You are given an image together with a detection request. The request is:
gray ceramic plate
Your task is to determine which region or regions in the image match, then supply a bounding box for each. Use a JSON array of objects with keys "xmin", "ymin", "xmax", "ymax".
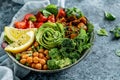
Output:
[{"xmin": 4, "ymin": 1, "xmax": 94, "ymax": 73}]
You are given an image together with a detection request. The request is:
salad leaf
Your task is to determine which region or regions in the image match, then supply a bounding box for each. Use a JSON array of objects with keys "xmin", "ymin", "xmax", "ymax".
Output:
[
  {"xmin": 29, "ymin": 16, "xmax": 37, "ymax": 22},
  {"xmin": 42, "ymin": 10, "xmax": 52, "ymax": 18},
  {"xmin": 45, "ymin": 4, "xmax": 58, "ymax": 16},
  {"xmin": 110, "ymin": 26, "xmax": 120, "ymax": 38},
  {"xmin": 115, "ymin": 50, "xmax": 120, "ymax": 57},
  {"xmin": 66, "ymin": 7, "xmax": 84, "ymax": 18},
  {"xmin": 97, "ymin": 28, "xmax": 108, "ymax": 36},
  {"xmin": 105, "ymin": 12, "xmax": 116, "ymax": 21},
  {"xmin": 15, "ymin": 54, "xmax": 21, "ymax": 61}
]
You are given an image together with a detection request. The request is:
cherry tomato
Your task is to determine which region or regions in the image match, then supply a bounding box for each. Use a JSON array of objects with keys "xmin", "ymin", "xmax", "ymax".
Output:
[
  {"xmin": 57, "ymin": 8, "xmax": 66, "ymax": 18},
  {"xmin": 36, "ymin": 12, "xmax": 47, "ymax": 22},
  {"xmin": 14, "ymin": 21, "xmax": 27, "ymax": 29},
  {"xmin": 34, "ymin": 22, "xmax": 43, "ymax": 28},
  {"xmin": 48, "ymin": 15, "xmax": 55, "ymax": 22},
  {"xmin": 27, "ymin": 21, "xmax": 35, "ymax": 28},
  {"xmin": 24, "ymin": 13, "xmax": 35, "ymax": 21}
]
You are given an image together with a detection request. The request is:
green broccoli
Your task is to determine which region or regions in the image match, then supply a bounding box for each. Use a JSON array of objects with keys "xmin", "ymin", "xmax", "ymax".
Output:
[
  {"xmin": 47, "ymin": 58, "xmax": 72, "ymax": 70},
  {"xmin": 48, "ymin": 48, "xmax": 61, "ymax": 60},
  {"xmin": 61, "ymin": 38, "xmax": 76, "ymax": 50}
]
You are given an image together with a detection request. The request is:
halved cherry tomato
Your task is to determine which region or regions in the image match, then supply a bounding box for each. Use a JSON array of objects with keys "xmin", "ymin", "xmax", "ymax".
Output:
[
  {"xmin": 34, "ymin": 22, "xmax": 43, "ymax": 28},
  {"xmin": 14, "ymin": 21, "xmax": 27, "ymax": 29},
  {"xmin": 27, "ymin": 21, "xmax": 35, "ymax": 28},
  {"xmin": 24, "ymin": 13, "xmax": 35, "ymax": 21},
  {"xmin": 48, "ymin": 15, "xmax": 55, "ymax": 22},
  {"xmin": 36, "ymin": 12, "xmax": 47, "ymax": 22},
  {"xmin": 57, "ymin": 8, "xmax": 66, "ymax": 18}
]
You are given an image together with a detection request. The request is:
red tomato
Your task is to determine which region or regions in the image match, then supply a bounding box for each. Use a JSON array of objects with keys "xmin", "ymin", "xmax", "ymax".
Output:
[
  {"xmin": 14, "ymin": 21, "xmax": 27, "ymax": 29},
  {"xmin": 24, "ymin": 13, "xmax": 35, "ymax": 21},
  {"xmin": 27, "ymin": 21, "xmax": 35, "ymax": 28},
  {"xmin": 34, "ymin": 22, "xmax": 43, "ymax": 28},
  {"xmin": 36, "ymin": 12, "xmax": 47, "ymax": 22},
  {"xmin": 57, "ymin": 8, "xmax": 66, "ymax": 18},
  {"xmin": 48, "ymin": 15, "xmax": 55, "ymax": 22}
]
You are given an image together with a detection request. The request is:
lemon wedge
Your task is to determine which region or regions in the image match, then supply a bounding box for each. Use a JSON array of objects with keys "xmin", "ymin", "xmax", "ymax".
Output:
[
  {"xmin": 4, "ymin": 27, "xmax": 37, "ymax": 41},
  {"xmin": 5, "ymin": 31, "xmax": 35, "ymax": 54}
]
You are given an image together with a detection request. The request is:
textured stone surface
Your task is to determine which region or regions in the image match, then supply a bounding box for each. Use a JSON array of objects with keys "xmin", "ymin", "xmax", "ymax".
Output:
[{"xmin": 1, "ymin": 0, "xmax": 120, "ymax": 80}]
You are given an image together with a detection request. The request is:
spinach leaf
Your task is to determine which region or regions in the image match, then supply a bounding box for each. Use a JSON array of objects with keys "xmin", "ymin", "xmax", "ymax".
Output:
[
  {"xmin": 97, "ymin": 28, "xmax": 108, "ymax": 36},
  {"xmin": 66, "ymin": 7, "xmax": 84, "ymax": 18},
  {"xmin": 115, "ymin": 50, "xmax": 120, "ymax": 57},
  {"xmin": 110, "ymin": 26, "xmax": 120, "ymax": 38},
  {"xmin": 42, "ymin": 10, "xmax": 52, "ymax": 18},
  {"xmin": 105, "ymin": 12, "xmax": 116, "ymax": 21}
]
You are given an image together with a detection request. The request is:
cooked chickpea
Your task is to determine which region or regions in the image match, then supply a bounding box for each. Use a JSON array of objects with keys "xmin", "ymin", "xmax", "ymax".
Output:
[
  {"xmin": 43, "ymin": 50, "xmax": 49, "ymax": 55},
  {"xmin": 38, "ymin": 48, "xmax": 44, "ymax": 53},
  {"xmin": 31, "ymin": 63, "xmax": 35, "ymax": 68},
  {"xmin": 38, "ymin": 53, "xmax": 44, "ymax": 58},
  {"xmin": 43, "ymin": 64, "xmax": 48, "ymax": 70},
  {"xmin": 26, "ymin": 57, "xmax": 33, "ymax": 64},
  {"xmin": 39, "ymin": 59, "xmax": 46, "ymax": 65},
  {"xmin": 20, "ymin": 59, "xmax": 26, "ymax": 64},
  {"xmin": 21, "ymin": 54, "xmax": 29, "ymax": 59},
  {"xmin": 35, "ymin": 63, "xmax": 42, "ymax": 69},
  {"xmin": 42, "ymin": 57, "xmax": 47, "ymax": 61},
  {"xmin": 33, "ymin": 52, "xmax": 39, "ymax": 57},
  {"xmin": 34, "ymin": 41, "xmax": 39, "ymax": 47},
  {"xmin": 27, "ymin": 47, "xmax": 32, "ymax": 51},
  {"xmin": 33, "ymin": 57, "xmax": 39, "ymax": 63}
]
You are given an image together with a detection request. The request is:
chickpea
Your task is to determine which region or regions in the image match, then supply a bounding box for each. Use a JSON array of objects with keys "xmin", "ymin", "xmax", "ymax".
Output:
[
  {"xmin": 39, "ymin": 59, "xmax": 46, "ymax": 65},
  {"xmin": 38, "ymin": 48, "xmax": 44, "ymax": 53},
  {"xmin": 42, "ymin": 57, "xmax": 47, "ymax": 61},
  {"xmin": 31, "ymin": 63, "xmax": 35, "ymax": 68},
  {"xmin": 21, "ymin": 54, "xmax": 29, "ymax": 59},
  {"xmin": 20, "ymin": 59, "xmax": 26, "ymax": 64},
  {"xmin": 34, "ymin": 41, "xmax": 39, "ymax": 47},
  {"xmin": 43, "ymin": 64, "xmax": 48, "ymax": 70},
  {"xmin": 35, "ymin": 63, "xmax": 42, "ymax": 69},
  {"xmin": 38, "ymin": 53, "xmax": 44, "ymax": 58},
  {"xmin": 26, "ymin": 57, "xmax": 33, "ymax": 64},
  {"xmin": 33, "ymin": 52, "xmax": 39, "ymax": 57},
  {"xmin": 43, "ymin": 50, "xmax": 49, "ymax": 55},
  {"xmin": 33, "ymin": 57, "xmax": 39, "ymax": 63}
]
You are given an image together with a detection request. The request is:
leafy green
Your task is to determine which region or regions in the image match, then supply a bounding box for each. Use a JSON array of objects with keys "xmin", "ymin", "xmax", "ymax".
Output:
[
  {"xmin": 29, "ymin": 16, "xmax": 37, "ymax": 22},
  {"xmin": 42, "ymin": 10, "xmax": 52, "ymax": 17},
  {"xmin": 4, "ymin": 35, "xmax": 13, "ymax": 44},
  {"xmin": 74, "ymin": 29, "xmax": 91, "ymax": 53},
  {"xmin": 97, "ymin": 28, "xmax": 108, "ymax": 36},
  {"xmin": 110, "ymin": 26, "xmax": 120, "ymax": 38},
  {"xmin": 105, "ymin": 12, "xmax": 116, "ymax": 21},
  {"xmin": 115, "ymin": 50, "xmax": 120, "ymax": 57},
  {"xmin": 15, "ymin": 54, "xmax": 21, "ymax": 61},
  {"xmin": 45, "ymin": 4, "xmax": 58, "ymax": 16},
  {"xmin": 86, "ymin": 22, "xmax": 94, "ymax": 34},
  {"xmin": 47, "ymin": 58, "xmax": 72, "ymax": 70},
  {"xmin": 66, "ymin": 7, "xmax": 84, "ymax": 18}
]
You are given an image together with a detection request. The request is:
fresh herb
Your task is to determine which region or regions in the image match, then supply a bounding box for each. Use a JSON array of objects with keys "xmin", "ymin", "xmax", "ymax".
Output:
[
  {"xmin": 66, "ymin": 7, "xmax": 84, "ymax": 18},
  {"xmin": 115, "ymin": 50, "xmax": 120, "ymax": 57},
  {"xmin": 105, "ymin": 12, "xmax": 116, "ymax": 21},
  {"xmin": 97, "ymin": 28, "xmax": 108, "ymax": 36},
  {"xmin": 29, "ymin": 16, "xmax": 37, "ymax": 22},
  {"xmin": 45, "ymin": 4, "xmax": 58, "ymax": 16},
  {"xmin": 15, "ymin": 54, "xmax": 21, "ymax": 61},
  {"xmin": 110, "ymin": 26, "xmax": 120, "ymax": 38},
  {"xmin": 42, "ymin": 10, "xmax": 52, "ymax": 18}
]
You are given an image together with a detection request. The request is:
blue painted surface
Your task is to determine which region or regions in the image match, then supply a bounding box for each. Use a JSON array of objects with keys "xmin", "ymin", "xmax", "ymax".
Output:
[{"xmin": 1, "ymin": 0, "xmax": 120, "ymax": 80}]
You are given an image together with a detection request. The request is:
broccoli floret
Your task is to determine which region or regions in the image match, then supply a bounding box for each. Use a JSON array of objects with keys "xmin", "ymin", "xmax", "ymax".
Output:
[
  {"xmin": 61, "ymin": 38, "xmax": 76, "ymax": 50},
  {"xmin": 49, "ymin": 48, "xmax": 61, "ymax": 60},
  {"xmin": 69, "ymin": 51, "xmax": 80, "ymax": 59},
  {"xmin": 47, "ymin": 58, "xmax": 72, "ymax": 70}
]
